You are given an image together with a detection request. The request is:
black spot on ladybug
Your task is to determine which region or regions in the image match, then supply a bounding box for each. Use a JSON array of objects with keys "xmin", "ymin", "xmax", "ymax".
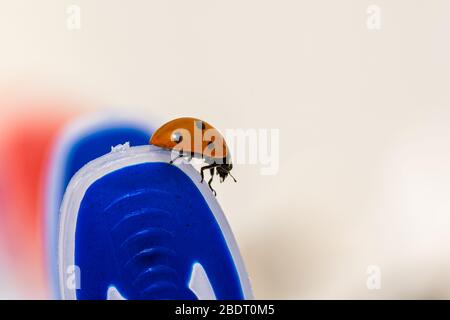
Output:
[{"xmin": 195, "ymin": 120, "xmax": 206, "ymax": 130}]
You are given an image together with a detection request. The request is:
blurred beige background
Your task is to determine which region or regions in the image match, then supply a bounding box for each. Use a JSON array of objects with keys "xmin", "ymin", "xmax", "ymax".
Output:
[{"xmin": 2, "ymin": 0, "xmax": 450, "ymax": 299}]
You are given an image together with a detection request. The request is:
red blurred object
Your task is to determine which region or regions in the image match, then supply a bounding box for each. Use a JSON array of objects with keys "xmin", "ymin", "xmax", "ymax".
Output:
[{"xmin": 0, "ymin": 103, "xmax": 74, "ymax": 298}]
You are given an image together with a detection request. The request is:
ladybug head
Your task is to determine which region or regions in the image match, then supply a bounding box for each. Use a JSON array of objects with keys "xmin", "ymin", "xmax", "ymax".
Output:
[{"xmin": 217, "ymin": 163, "xmax": 236, "ymax": 183}]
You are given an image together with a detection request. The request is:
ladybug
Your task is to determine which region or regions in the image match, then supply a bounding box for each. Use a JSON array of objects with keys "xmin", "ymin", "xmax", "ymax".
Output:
[{"xmin": 150, "ymin": 117, "xmax": 236, "ymax": 196}]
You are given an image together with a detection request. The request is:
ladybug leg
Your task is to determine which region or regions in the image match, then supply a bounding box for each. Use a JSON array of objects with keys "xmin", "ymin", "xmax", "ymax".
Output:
[
  {"xmin": 208, "ymin": 168, "xmax": 217, "ymax": 196},
  {"xmin": 169, "ymin": 151, "xmax": 184, "ymax": 164},
  {"xmin": 200, "ymin": 166, "xmax": 207, "ymax": 183},
  {"xmin": 200, "ymin": 163, "xmax": 218, "ymax": 183},
  {"xmin": 185, "ymin": 153, "xmax": 193, "ymax": 163}
]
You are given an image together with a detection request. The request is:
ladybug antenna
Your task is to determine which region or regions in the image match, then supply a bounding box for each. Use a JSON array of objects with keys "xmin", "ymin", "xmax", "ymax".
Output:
[{"xmin": 227, "ymin": 171, "xmax": 237, "ymax": 183}]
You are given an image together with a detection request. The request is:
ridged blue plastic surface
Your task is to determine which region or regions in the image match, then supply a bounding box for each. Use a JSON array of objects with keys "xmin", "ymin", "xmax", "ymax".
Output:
[
  {"xmin": 62, "ymin": 127, "xmax": 150, "ymax": 189},
  {"xmin": 49, "ymin": 125, "xmax": 150, "ymax": 297},
  {"xmin": 75, "ymin": 162, "xmax": 244, "ymax": 299}
]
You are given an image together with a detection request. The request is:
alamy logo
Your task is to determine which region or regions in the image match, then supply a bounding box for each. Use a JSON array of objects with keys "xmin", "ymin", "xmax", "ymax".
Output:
[
  {"xmin": 169, "ymin": 125, "xmax": 280, "ymax": 175},
  {"xmin": 66, "ymin": 5, "xmax": 81, "ymax": 31},
  {"xmin": 366, "ymin": 5, "xmax": 382, "ymax": 31},
  {"xmin": 66, "ymin": 265, "xmax": 81, "ymax": 290},
  {"xmin": 366, "ymin": 265, "xmax": 381, "ymax": 290}
]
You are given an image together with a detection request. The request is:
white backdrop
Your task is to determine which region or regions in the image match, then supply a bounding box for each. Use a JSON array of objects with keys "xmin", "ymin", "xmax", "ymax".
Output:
[{"xmin": 1, "ymin": 0, "xmax": 450, "ymax": 299}]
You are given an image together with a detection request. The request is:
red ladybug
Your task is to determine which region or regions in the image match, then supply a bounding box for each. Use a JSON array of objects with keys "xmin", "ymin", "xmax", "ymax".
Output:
[{"xmin": 150, "ymin": 117, "xmax": 236, "ymax": 195}]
